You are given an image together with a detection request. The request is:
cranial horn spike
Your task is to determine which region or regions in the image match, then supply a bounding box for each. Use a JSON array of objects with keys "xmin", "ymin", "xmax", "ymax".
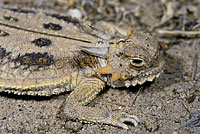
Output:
[
  {"xmin": 138, "ymin": 78, "xmax": 147, "ymax": 85},
  {"xmin": 127, "ymin": 29, "xmax": 132, "ymax": 36},
  {"xmin": 125, "ymin": 80, "xmax": 131, "ymax": 87},
  {"xmin": 147, "ymin": 75, "xmax": 155, "ymax": 82},
  {"xmin": 96, "ymin": 64, "xmax": 112, "ymax": 74},
  {"xmin": 131, "ymin": 80, "xmax": 138, "ymax": 86},
  {"xmin": 78, "ymin": 46, "xmax": 108, "ymax": 58},
  {"xmin": 156, "ymin": 73, "xmax": 161, "ymax": 78},
  {"xmin": 111, "ymin": 72, "xmax": 120, "ymax": 82}
]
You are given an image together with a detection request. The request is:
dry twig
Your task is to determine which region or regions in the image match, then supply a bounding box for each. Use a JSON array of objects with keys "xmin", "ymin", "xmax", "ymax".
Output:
[
  {"xmin": 156, "ymin": 29, "xmax": 200, "ymax": 37},
  {"xmin": 131, "ymin": 87, "xmax": 143, "ymax": 106}
]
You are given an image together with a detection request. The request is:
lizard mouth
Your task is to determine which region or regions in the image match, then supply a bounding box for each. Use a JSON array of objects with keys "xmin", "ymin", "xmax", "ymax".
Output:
[
  {"xmin": 125, "ymin": 60, "xmax": 165, "ymax": 87},
  {"xmin": 111, "ymin": 59, "xmax": 165, "ymax": 88},
  {"xmin": 126, "ymin": 71, "xmax": 161, "ymax": 87}
]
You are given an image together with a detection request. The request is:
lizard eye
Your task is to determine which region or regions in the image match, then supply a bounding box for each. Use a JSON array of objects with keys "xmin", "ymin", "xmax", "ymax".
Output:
[{"xmin": 130, "ymin": 58, "xmax": 145, "ymax": 68}]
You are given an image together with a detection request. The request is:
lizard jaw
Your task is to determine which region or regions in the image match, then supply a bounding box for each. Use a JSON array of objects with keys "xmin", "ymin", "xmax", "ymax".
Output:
[
  {"xmin": 130, "ymin": 72, "xmax": 161, "ymax": 87},
  {"xmin": 120, "ymin": 72, "xmax": 161, "ymax": 88},
  {"xmin": 109, "ymin": 59, "xmax": 164, "ymax": 88}
]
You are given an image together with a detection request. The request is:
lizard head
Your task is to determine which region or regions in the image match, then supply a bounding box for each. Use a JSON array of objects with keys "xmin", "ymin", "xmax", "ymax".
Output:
[{"xmin": 80, "ymin": 31, "xmax": 165, "ymax": 88}]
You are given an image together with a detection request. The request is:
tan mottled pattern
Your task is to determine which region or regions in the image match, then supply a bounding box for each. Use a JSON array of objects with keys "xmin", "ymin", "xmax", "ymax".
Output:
[{"xmin": 0, "ymin": 7, "xmax": 164, "ymax": 129}]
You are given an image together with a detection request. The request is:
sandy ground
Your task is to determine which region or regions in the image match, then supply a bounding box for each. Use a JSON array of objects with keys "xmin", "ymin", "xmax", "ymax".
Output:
[
  {"xmin": 0, "ymin": 0, "xmax": 200, "ymax": 133},
  {"xmin": 0, "ymin": 42, "xmax": 199, "ymax": 134}
]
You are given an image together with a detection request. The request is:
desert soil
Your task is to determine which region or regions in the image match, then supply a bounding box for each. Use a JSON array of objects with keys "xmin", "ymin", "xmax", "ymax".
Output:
[{"xmin": 0, "ymin": 0, "xmax": 200, "ymax": 133}]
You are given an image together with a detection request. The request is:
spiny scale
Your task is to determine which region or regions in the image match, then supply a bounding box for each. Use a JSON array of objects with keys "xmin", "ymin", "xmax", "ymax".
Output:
[
  {"xmin": 0, "ymin": 7, "xmax": 164, "ymax": 129},
  {"xmin": 0, "ymin": 7, "xmax": 99, "ymax": 95}
]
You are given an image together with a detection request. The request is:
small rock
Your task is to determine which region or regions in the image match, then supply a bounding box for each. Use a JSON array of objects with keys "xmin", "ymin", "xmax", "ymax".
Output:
[{"xmin": 66, "ymin": 8, "xmax": 82, "ymax": 20}]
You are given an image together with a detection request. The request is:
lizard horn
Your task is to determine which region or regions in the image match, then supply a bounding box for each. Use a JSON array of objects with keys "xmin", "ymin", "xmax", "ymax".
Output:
[{"xmin": 78, "ymin": 46, "xmax": 108, "ymax": 58}]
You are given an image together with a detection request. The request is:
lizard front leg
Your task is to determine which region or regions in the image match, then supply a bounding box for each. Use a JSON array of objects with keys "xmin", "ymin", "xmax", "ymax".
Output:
[{"xmin": 63, "ymin": 77, "xmax": 139, "ymax": 129}]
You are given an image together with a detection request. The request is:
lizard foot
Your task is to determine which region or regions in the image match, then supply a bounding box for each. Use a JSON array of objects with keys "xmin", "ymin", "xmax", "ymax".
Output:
[{"xmin": 102, "ymin": 111, "xmax": 140, "ymax": 129}]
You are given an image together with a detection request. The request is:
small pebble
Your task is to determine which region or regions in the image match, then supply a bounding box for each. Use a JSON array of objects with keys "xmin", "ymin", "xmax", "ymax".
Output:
[{"xmin": 66, "ymin": 8, "xmax": 82, "ymax": 20}]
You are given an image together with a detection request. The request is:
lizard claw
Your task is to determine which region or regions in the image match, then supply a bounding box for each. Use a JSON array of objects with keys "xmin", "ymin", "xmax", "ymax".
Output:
[
  {"xmin": 119, "ymin": 112, "xmax": 140, "ymax": 129},
  {"xmin": 104, "ymin": 111, "xmax": 140, "ymax": 129},
  {"xmin": 120, "ymin": 117, "xmax": 139, "ymax": 127}
]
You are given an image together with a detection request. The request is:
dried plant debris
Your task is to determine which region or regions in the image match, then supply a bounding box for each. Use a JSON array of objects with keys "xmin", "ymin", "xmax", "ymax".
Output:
[
  {"xmin": 156, "ymin": 29, "xmax": 200, "ymax": 38},
  {"xmin": 1, "ymin": 0, "xmax": 200, "ymax": 33},
  {"xmin": 175, "ymin": 113, "xmax": 200, "ymax": 131}
]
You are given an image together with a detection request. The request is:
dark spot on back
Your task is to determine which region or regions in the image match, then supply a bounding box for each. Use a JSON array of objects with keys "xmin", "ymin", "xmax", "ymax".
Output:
[
  {"xmin": 0, "ymin": 30, "xmax": 9, "ymax": 37},
  {"xmin": 32, "ymin": 38, "xmax": 52, "ymax": 47},
  {"xmin": 4, "ymin": 8, "xmax": 79, "ymax": 26},
  {"xmin": 5, "ymin": 8, "xmax": 35, "ymax": 14},
  {"xmin": 43, "ymin": 23, "xmax": 62, "ymax": 31},
  {"xmin": 15, "ymin": 52, "xmax": 54, "ymax": 67},
  {"xmin": 71, "ymin": 51, "xmax": 98, "ymax": 69},
  {"xmin": 49, "ymin": 14, "xmax": 80, "ymax": 25},
  {"xmin": 3, "ymin": 16, "xmax": 18, "ymax": 22},
  {"xmin": 0, "ymin": 47, "xmax": 11, "ymax": 59}
]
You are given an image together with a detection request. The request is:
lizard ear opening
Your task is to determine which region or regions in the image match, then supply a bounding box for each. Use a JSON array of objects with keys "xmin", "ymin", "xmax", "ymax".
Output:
[{"xmin": 78, "ymin": 46, "xmax": 108, "ymax": 58}]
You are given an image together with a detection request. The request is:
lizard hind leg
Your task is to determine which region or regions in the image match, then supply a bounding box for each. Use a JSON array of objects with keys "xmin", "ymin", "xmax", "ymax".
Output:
[{"xmin": 62, "ymin": 77, "xmax": 140, "ymax": 129}]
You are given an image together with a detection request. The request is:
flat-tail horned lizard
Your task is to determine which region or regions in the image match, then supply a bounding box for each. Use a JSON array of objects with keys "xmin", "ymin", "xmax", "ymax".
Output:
[{"xmin": 0, "ymin": 7, "xmax": 164, "ymax": 129}]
